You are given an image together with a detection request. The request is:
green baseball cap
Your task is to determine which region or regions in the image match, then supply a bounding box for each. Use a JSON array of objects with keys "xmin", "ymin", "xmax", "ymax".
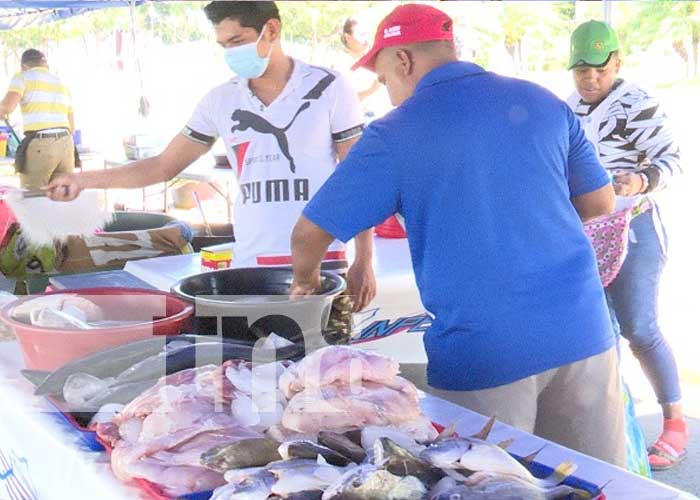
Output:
[{"xmin": 568, "ymin": 20, "xmax": 619, "ymax": 70}]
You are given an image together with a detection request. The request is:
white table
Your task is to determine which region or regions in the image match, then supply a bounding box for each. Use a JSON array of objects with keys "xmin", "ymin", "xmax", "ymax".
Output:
[
  {"xmin": 104, "ymin": 156, "xmax": 236, "ymax": 221},
  {"xmin": 0, "ymin": 340, "xmax": 694, "ymax": 500}
]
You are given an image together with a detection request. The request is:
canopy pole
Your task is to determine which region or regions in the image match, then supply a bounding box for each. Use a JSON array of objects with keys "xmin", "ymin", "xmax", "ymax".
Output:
[
  {"xmin": 129, "ymin": 0, "xmax": 149, "ymax": 117},
  {"xmin": 603, "ymin": 0, "xmax": 612, "ymax": 24}
]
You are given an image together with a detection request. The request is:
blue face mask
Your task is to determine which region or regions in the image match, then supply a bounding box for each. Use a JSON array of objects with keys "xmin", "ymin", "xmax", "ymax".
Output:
[{"xmin": 224, "ymin": 25, "xmax": 272, "ymax": 79}]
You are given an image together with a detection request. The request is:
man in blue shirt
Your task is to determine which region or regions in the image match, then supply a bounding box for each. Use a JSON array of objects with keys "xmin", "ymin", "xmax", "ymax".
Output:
[{"xmin": 290, "ymin": 4, "xmax": 624, "ymax": 466}]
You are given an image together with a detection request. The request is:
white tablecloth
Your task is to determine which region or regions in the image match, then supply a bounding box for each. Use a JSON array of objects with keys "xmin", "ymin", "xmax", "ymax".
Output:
[{"xmin": 0, "ymin": 340, "xmax": 694, "ymax": 500}]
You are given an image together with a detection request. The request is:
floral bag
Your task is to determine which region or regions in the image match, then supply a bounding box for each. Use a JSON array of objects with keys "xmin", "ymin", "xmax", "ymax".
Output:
[
  {"xmin": 583, "ymin": 201, "xmax": 651, "ymax": 288},
  {"xmin": 583, "ymin": 208, "xmax": 632, "ymax": 288}
]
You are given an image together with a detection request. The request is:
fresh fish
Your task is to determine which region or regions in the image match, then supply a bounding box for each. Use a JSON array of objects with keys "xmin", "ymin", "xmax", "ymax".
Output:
[
  {"xmin": 266, "ymin": 424, "xmax": 319, "ymax": 445},
  {"xmin": 266, "ymin": 458, "xmax": 327, "ymax": 472},
  {"xmin": 460, "ymin": 440, "xmax": 576, "ymax": 489},
  {"xmin": 35, "ymin": 334, "xmax": 302, "ymax": 397},
  {"xmin": 420, "ymin": 436, "xmax": 577, "ymax": 490},
  {"xmin": 224, "ymin": 466, "xmax": 267, "ymax": 483},
  {"xmin": 270, "ymin": 457, "xmax": 351, "ymax": 497},
  {"xmin": 34, "ymin": 336, "xmax": 174, "ymax": 396},
  {"xmin": 322, "ymin": 464, "xmax": 426, "ymax": 500},
  {"xmin": 279, "ymin": 440, "xmax": 354, "ymax": 466},
  {"xmin": 428, "ymin": 474, "xmax": 591, "ymax": 500},
  {"xmin": 211, "ymin": 469, "xmax": 276, "ymax": 500},
  {"xmin": 361, "ymin": 426, "xmax": 425, "ymax": 455},
  {"xmin": 271, "ymin": 491, "xmax": 323, "ymax": 500},
  {"xmin": 20, "ymin": 369, "xmax": 50, "ymax": 387},
  {"xmin": 419, "ymin": 438, "xmax": 471, "ymax": 469},
  {"xmin": 113, "ymin": 342, "xmax": 242, "ymax": 384},
  {"xmin": 201, "ymin": 438, "xmax": 282, "ymax": 472},
  {"xmin": 80, "ymin": 379, "xmax": 156, "ymax": 410},
  {"xmin": 88, "ymin": 403, "xmax": 125, "ymax": 426},
  {"xmin": 374, "ymin": 437, "xmax": 444, "ymax": 487},
  {"xmin": 62, "ymin": 373, "xmax": 111, "ymax": 407},
  {"xmin": 116, "ymin": 341, "xmax": 304, "ymax": 385},
  {"xmin": 318, "ymin": 431, "xmax": 367, "ymax": 464},
  {"xmin": 420, "ymin": 418, "xmax": 575, "ymax": 490},
  {"xmin": 342, "ymin": 429, "xmax": 363, "ymax": 447}
]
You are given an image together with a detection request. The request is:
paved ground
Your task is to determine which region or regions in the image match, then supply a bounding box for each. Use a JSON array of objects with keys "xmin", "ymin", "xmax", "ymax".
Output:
[
  {"xmin": 631, "ymin": 83, "xmax": 700, "ymax": 497},
  {"xmin": 638, "ymin": 414, "xmax": 700, "ymax": 495}
]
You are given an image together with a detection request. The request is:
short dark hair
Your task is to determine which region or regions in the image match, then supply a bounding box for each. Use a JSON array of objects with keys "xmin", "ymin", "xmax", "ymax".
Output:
[
  {"xmin": 21, "ymin": 49, "xmax": 46, "ymax": 67},
  {"xmin": 341, "ymin": 18, "xmax": 357, "ymax": 47},
  {"xmin": 204, "ymin": 1, "xmax": 280, "ymax": 32}
]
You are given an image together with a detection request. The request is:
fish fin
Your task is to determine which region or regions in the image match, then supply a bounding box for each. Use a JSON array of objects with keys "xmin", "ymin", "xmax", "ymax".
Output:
[
  {"xmin": 536, "ymin": 460, "xmax": 578, "ymax": 488},
  {"xmin": 434, "ymin": 421, "xmax": 458, "ymax": 442},
  {"xmin": 497, "ymin": 438, "xmax": 515, "ymax": 450},
  {"xmin": 521, "ymin": 444, "xmax": 547, "ymax": 465},
  {"xmin": 471, "ymin": 416, "xmax": 496, "ymax": 440},
  {"xmin": 598, "ymin": 479, "xmax": 613, "ymax": 492}
]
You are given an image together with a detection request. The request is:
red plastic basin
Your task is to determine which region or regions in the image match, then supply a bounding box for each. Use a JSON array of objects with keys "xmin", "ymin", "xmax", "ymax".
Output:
[{"xmin": 0, "ymin": 287, "xmax": 193, "ymax": 371}]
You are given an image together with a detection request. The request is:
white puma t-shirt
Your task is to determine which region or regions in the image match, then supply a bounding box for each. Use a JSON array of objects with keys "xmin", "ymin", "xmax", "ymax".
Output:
[{"xmin": 184, "ymin": 59, "xmax": 364, "ymax": 270}]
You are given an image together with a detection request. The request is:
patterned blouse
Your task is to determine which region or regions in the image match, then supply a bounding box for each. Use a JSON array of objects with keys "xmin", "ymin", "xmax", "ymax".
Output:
[{"xmin": 569, "ymin": 79, "xmax": 682, "ymax": 192}]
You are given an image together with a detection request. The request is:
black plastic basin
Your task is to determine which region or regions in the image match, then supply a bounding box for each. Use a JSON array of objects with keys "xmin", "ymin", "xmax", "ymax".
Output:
[{"xmin": 171, "ymin": 267, "xmax": 345, "ymax": 347}]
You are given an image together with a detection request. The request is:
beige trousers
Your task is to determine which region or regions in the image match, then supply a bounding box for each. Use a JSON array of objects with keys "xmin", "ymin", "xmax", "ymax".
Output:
[
  {"xmin": 401, "ymin": 347, "xmax": 626, "ymax": 468},
  {"xmin": 19, "ymin": 134, "xmax": 75, "ymax": 190}
]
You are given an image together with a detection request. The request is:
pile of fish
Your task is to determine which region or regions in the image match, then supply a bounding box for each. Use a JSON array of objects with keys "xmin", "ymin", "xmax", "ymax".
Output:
[
  {"xmin": 92, "ymin": 346, "xmax": 451, "ymax": 497},
  {"xmin": 205, "ymin": 416, "xmax": 594, "ymax": 500},
  {"xmin": 24, "ymin": 343, "xmax": 598, "ymax": 499},
  {"xmin": 23, "ymin": 333, "xmax": 304, "ymax": 423},
  {"xmin": 273, "ymin": 345, "xmax": 439, "ymax": 442}
]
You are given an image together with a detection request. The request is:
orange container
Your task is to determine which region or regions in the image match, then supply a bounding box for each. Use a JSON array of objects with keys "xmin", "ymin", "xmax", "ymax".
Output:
[
  {"xmin": 0, "ymin": 288, "xmax": 193, "ymax": 371},
  {"xmin": 0, "ymin": 133, "xmax": 7, "ymax": 157}
]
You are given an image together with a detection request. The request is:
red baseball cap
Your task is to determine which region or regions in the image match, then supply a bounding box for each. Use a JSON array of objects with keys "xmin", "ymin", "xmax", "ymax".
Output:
[{"xmin": 352, "ymin": 4, "xmax": 454, "ymax": 72}]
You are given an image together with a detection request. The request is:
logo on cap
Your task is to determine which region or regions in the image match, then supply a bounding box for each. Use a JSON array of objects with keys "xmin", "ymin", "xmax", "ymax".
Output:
[
  {"xmin": 593, "ymin": 41, "xmax": 603, "ymax": 50},
  {"xmin": 383, "ymin": 25, "xmax": 402, "ymax": 39}
]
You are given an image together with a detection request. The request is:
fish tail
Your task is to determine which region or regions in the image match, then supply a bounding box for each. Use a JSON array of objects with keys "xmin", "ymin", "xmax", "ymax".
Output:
[{"xmin": 535, "ymin": 460, "xmax": 577, "ymax": 488}]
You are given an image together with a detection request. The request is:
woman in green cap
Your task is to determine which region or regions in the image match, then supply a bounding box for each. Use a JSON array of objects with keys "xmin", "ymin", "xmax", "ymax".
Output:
[{"xmin": 567, "ymin": 20, "xmax": 687, "ymax": 471}]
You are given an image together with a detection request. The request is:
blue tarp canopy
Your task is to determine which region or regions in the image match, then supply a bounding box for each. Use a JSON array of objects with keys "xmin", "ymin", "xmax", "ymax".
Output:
[{"xmin": 0, "ymin": 1, "xmax": 145, "ymax": 30}]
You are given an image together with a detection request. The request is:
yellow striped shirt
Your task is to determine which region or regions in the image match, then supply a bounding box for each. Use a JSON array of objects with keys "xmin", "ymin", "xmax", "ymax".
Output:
[{"xmin": 8, "ymin": 67, "xmax": 72, "ymax": 132}]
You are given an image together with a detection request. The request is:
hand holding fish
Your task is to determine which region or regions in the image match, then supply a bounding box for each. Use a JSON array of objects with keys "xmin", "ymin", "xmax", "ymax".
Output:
[{"xmin": 290, "ymin": 275, "xmax": 321, "ymax": 298}]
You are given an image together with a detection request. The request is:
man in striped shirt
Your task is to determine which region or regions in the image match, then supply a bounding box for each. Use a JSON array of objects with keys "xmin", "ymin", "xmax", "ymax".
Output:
[{"xmin": 0, "ymin": 49, "xmax": 75, "ymax": 189}]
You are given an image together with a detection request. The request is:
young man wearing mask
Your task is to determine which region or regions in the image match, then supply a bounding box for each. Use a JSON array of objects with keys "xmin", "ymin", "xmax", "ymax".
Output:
[{"xmin": 47, "ymin": 1, "xmax": 377, "ymax": 339}]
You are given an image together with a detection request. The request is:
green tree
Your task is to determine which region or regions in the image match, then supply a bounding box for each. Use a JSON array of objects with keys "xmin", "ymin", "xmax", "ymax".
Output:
[
  {"xmin": 278, "ymin": 1, "xmax": 380, "ymax": 50},
  {"xmin": 143, "ymin": 2, "xmax": 207, "ymax": 44},
  {"xmin": 617, "ymin": 0, "xmax": 700, "ymax": 77}
]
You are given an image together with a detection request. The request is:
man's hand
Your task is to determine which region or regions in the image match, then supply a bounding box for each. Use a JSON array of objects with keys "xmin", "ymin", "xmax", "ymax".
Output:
[
  {"xmin": 346, "ymin": 260, "xmax": 377, "ymax": 312},
  {"xmin": 45, "ymin": 173, "xmax": 82, "ymax": 201},
  {"xmin": 290, "ymin": 275, "xmax": 321, "ymax": 298},
  {"xmin": 613, "ymin": 173, "xmax": 645, "ymax": 197}
]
